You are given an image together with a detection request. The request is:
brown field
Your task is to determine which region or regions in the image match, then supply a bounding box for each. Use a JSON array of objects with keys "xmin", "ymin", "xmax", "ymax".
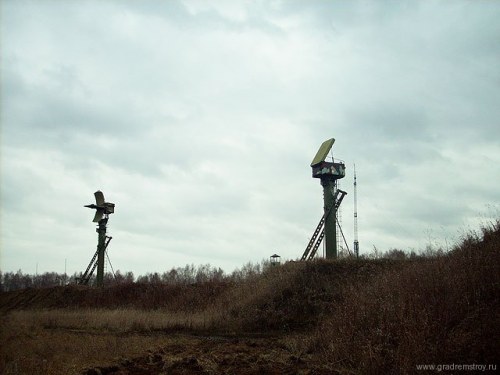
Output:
[
  {"xmin": 1, "ymin": 221, "xmax": 499, "ymax": 374},
  {"xmin": 0, "ymin": 310, "xmax": 318, "ymax": 374}
]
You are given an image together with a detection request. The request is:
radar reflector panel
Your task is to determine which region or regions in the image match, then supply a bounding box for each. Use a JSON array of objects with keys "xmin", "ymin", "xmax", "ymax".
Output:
[
  {"xmin": 311, "ymin": 138, "xmax": 335, "ymax": 167},
  {"xmin": 95, "ymin": 190, "xmax": 105, "ymax": 206},
  {"xmin": 85, "ymin": 190, "xmax": 115, "ymax": 222}
]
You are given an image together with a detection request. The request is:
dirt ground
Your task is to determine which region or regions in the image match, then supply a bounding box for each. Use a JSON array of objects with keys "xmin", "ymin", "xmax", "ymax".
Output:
[
  {"xmin": 1, "ymin": 317, "xmax": 332, "ymax": 375},
  {"xmin": 83, "ymin": 333, "xmax": 332, "ymax": 375}
]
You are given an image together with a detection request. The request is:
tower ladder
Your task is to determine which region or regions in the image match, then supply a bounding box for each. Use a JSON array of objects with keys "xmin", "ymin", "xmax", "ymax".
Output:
[
  {"xmin": 301, "ymin": 189, "xmax": 347, "ymax": 260},
  {"xmin": 79, "ymin": 236, "xmax": 112, "ymax": 285}
]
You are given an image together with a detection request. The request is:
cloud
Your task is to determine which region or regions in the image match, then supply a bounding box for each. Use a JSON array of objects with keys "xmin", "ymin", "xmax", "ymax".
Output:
[{"xmin": 1, "ymin": 0, "xmax": 499, "ymax": 275}]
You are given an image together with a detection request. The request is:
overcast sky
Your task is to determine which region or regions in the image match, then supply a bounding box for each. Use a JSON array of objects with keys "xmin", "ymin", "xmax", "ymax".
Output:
[{"xmin": 1, "ymin": 0, "xmax": 499, "ymax": 276}]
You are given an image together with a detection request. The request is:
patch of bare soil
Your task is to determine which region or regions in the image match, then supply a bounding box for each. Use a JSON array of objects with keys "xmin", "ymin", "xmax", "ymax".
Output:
[{"xmin": 83, "ymin": 335, "xmax": 333, "ymax": 375}]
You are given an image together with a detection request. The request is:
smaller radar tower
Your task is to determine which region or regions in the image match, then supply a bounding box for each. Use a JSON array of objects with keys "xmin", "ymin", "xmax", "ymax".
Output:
[{"xmin": 79, "ymin": 191, "xmax": 115, "ymax": 286}]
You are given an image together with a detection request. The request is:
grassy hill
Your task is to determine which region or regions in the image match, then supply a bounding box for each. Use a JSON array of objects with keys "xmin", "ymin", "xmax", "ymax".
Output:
[{"xmin": 1, "ymin": 220, "xmax": 498, "ymax": 374}]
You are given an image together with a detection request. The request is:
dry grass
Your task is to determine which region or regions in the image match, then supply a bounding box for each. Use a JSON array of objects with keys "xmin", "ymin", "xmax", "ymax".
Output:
[
  {"xmin": 6, "ymin": 308, "xmax": 215, "ymax": 333},
  {"xmin": 0, "ymin": 310, "xmax": 323, "ymax": 375},
  {"xmin": 303, "ymin": 221, "xmax": 500, "ymax": 374},
  {"xmin": 1, "ymin": 220, "xmax": 498, "ymax": 374},
  {"xmin": 0, "ymin": 312, "xmax": 174, "ymax": 375},
  {"xmin": 0, "ymin": 308, "xmax": 221, "ymax": 374}
]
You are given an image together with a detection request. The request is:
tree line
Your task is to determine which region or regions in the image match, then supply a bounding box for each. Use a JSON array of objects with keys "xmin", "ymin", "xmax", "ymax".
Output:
[
  {"xmin": 1, "ymin": 247, "xmax": 438, "ymax": 292},
  {"xmin": 0, "ymin": 261, "xmax": 268, "ymax": 292}
]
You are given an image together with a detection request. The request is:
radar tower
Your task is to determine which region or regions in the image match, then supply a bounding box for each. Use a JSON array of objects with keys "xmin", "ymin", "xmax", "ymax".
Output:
[
  {"xmin": 79, "ymin": 191, "xmax": 115, "ymax": 286},
  {"xmin": 301, "ymin": 138, "xmax": 346, "ymax": 260}
]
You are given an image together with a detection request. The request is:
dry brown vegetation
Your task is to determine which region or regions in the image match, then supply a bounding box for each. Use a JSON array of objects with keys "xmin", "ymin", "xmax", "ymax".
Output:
[{"xmin": 1, "ymin": 220, "xmax": 499, "ymax": 374}]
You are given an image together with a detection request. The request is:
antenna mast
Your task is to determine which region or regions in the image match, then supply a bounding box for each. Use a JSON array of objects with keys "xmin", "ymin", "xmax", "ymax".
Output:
[{"xmin": 353, "ymin": 164, "xmax": 359, "ymax": 257}]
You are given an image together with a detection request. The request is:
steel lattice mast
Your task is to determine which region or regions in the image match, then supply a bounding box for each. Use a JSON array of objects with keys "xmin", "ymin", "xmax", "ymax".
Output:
[{"xmin": 353, "ymin": 164, "xmax": 359, "ymax": 258}]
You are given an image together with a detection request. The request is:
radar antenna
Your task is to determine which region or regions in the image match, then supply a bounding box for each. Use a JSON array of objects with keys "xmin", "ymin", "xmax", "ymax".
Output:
[{"xmin": 79, "ymin": 191, "xmax": 115, "ymax": 286}]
